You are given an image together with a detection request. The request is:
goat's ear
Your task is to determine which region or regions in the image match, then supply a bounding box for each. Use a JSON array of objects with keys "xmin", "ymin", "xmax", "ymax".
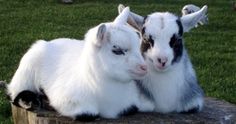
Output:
[
  {"xmin": 96, "ymin": 24, "xmax": 107, "ymax": 47},
  {"xmin": 181, "ymin": 5, "xmax": 208, "ymax": 32},
  {"xmin": 118, "ymin": 4, "xmax": 144, "ymax": 31},
  {"xmin": 114, "ymin": 6, "xmax": 130, "ymax": 25}
]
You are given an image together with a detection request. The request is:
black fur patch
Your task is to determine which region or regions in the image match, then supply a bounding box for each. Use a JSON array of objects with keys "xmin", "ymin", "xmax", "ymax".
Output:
[
  {"xmin": 148, "ymin": 35, "xmax": 154, "ymax": 47},
  {"xmin": 75, "ymin": 113, "xmax": 99, "ymax": 122},
  {"xmin": 141, "ymin": 35, "xmax": 154, "ymax": 54},
  {"xmin": 180, "ymin": 106, "xmax": 200, "ymax": 114},
  {"xmin": 169, "ymin": 34, "xmax": 183, "ymax": 64},
  {"xmin": 143, "ymin": 16, "xmax": 148, "ymax": 24},
  {"xmin": 141, "ymin": 27, "xmax": 146, "ymax": 35},
  {"xmin": 140, "ymin": 42, "xmax": 150, "ymax": 55},
  {"xmin": 39, "ymin": 88, "xmax": 48, "ymax": 101},
  {"xmin": 119, "ymin": 105, "xmax": 138, "ymax": 117},
  {"xmin": 13, "ymin": 90, "xmax": 40, "ymax": 110},
  {"xmin": 39, "ymin": 88, "xmax": 55, "ymax": 111},
  {"xmin": 176, "ymin": 19, "xmax": 183, "ymax": 36}
]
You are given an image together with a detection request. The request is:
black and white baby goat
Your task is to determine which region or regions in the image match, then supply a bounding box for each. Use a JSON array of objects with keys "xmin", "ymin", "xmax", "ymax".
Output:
[
  {"xmin": 8, "ymin": 7, "xmax": 154, "ymax": 121},
  {"xmin": 119, "ymin": 4, "xmax": 207, "ymax": 113}
]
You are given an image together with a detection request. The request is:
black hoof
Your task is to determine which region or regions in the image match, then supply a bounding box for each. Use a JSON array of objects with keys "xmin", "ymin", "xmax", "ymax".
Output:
[
  {"xmin": 119, "ymin": 105, "xmax": 138, "ymax": 116},
  {"xmin": 180, "ymin": 106, "xmax": 200, "ymax": 114},
  {"xmin": 75, "ymin": 113, "xmax": 99, "ymax": 122},
  {"xmin": 13, "ymin": 90, "xmax": 40, "ymax": 110}
]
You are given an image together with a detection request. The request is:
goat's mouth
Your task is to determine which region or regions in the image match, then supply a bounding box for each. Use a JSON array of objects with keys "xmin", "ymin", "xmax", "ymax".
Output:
[
  {"xmin": 156, "ymin": 64, "xmax": 167, "ymax": 70},
  {"xmin": 154, "ymin": 64, "xmax": 170, "ymax": 72}
]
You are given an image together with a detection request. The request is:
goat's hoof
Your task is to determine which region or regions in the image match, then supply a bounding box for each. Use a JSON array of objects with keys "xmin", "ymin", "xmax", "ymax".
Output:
[
  {"xmin": 119, "ymin": 105, "xmax": 138, "ymax": 116},
  {"xmin": 75, "ymin": 113, "xmax": 99, "ymax": 122},
  {"xmin": 180, "ymin": 106, "xmax": 200, "ymax": 114}
]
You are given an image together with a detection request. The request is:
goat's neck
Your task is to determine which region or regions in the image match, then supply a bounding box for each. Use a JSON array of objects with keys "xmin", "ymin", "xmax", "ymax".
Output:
[{"xmin": 77, "ymin": 45, "xmax": 109, "ymax": 84}]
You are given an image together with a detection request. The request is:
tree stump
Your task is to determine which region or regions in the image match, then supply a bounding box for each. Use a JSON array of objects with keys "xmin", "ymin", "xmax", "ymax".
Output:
[{"xmin": 11, "ymin": 97, "xmax": 236, "ymax": 124}]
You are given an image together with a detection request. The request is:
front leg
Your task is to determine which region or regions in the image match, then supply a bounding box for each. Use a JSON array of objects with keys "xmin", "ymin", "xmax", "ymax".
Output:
[
  {"xmin": 180, "ymin": 97, "xmax": 204, "ymax": 113},
  {"xmin": 179, "ymin": 82, "xmax": 204, "ymax": 113},
  {"xmin": 136, "ymin": 94, "xmax": 155, "ymax": 112},
  {"xmin": 180, "ymin": 105, "xmax": 200, "ymax": 113},
  {"xmin": 50, "ymin": 96, "xmax": 99, "ymax": 122},
  {"xmin": 60, "ymin": 103, "xmax": 99, "ymax": 122}
]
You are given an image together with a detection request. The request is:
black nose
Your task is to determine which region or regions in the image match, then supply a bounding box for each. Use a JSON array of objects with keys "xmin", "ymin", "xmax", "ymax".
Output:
[{"xmin": 157, "ymin": 57, "xmax": 168, "ymax": 66}]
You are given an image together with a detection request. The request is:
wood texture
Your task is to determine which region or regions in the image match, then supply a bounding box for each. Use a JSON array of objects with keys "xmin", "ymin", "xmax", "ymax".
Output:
[{"xmin": 11, "ymin": 97, "xmax": 236, "ymax": 124}]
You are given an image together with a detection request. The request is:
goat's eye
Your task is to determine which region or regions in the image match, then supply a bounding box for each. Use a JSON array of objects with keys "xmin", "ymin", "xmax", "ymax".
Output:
[
  {"xmin": 112, "ymin": 49, "xmax": 125, "ymax": 55},
  {"xmin": 112, "ymin": 45, "xmax": 126, "ymax": 55}
]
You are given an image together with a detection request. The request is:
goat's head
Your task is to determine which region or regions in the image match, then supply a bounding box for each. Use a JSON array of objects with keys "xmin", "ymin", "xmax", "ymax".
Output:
[
  {"xmin": 118, "ymin": 4, "xmax": 207, "ymax": 72},
  {"xmin": 85, "ymin": 7, "xmax": 147, "ymax": 82}
]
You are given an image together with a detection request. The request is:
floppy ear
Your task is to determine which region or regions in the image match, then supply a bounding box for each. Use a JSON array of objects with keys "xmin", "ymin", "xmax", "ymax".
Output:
[
  {"xmin": 181, "ymin": 5, "xmax": 208, "ymax": 32},
  {"xmin": 95, "ymin": 24, "xmax": 107, "ymax": 47},
  {"xmin": 114, "ymin": 6, "xmax": 130, "ymax": 25},
  {"xmin": 118, "ymin": 4, "xmax": 144, "ymax": 31}
]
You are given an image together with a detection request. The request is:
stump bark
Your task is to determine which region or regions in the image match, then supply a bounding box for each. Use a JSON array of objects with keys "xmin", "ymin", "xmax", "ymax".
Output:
[{"xmin": 11, "ymin": 97, "xmax": 236, "ymax": 124}]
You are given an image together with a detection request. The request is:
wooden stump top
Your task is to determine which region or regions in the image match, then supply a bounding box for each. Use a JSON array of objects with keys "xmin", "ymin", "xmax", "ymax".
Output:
[{"xmin": 11, "ymin": 97, "xmax": 236, "ymax": 124}]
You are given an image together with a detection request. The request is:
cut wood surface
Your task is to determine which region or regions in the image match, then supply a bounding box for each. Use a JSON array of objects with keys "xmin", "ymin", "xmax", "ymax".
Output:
[{"xmin": 12, "ymin": 97, "xmax": 236, "ymax": 124}]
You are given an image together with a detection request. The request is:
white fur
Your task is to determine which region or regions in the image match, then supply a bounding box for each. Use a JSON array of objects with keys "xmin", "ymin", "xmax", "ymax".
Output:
[
  {"xmin": 8, "ymin": 7, "xmax": 154, "ymax": 119},
  {"xmin": 142, "ymin": 53, "xmax": 203, "ymax": 113},
  {"xmin": 118, "ymin": 4, "xmax": 206, "ymax": 113}
]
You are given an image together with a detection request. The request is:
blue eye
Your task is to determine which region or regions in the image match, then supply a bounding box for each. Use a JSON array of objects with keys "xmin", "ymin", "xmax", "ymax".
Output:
[{"xmin": 112, "ymin": 45, "xmax": 126, "ymax": 55}]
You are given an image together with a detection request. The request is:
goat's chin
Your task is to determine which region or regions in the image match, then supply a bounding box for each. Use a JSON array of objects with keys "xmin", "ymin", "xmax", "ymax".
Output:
[
  {"xmin": 112, "ymin": 73, "xmax": 145, "ymax": 83},
  {"xmin": 109, "ymin": 73, "xmax": 133, "ymax": 83},
  {"xmin": 130, "ymin": 74, "xmax": 146, "ymax": 80},
  {"xmin": 147, "ymin": 61, "xmax": 171, "ymax": 73},
  {"xmin": 128, "ymin": 70, "xmax": 147, "ymax": 80}
]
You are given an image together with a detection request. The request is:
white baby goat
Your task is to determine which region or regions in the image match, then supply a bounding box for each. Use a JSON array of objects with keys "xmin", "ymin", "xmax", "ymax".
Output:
[
  {"xmin": 119, "ymin": 4, "xmax": 207, "ymax": 113},
  {"xmin": 8, "ymin": 7, "xmax": 154, "ymax": 121}
]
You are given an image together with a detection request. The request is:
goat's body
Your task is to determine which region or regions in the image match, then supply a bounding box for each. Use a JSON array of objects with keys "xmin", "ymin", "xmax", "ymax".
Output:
[
  {"xmin": 8, "ymin": 38, "xmax": 83, "ymax": 100},
  {"xmin": 141, "ymin": 50, "xmax": 204, "ymax": 113},
  {"xmin": 8, "ymin": 8, "xmax": 156, "ymax": 120},
  {"xmin": 8, "ymin": 38, "xmax": 143, "ymax": 119}
]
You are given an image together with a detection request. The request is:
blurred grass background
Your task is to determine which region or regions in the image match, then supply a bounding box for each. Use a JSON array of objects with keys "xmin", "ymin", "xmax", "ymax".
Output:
[{"xmin": 0, "ymin": 0, "xmax": 235, "ymax": 123}]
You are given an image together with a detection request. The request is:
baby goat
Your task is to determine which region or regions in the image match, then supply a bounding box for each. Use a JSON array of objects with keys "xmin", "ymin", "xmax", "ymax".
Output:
[
  {"xmin": 119, "ymin": 4, "xmax": 207, "ymax": 113},
  {"xmin": 8, "ymin": 7, "xmax": 154, "ymax": 121}
]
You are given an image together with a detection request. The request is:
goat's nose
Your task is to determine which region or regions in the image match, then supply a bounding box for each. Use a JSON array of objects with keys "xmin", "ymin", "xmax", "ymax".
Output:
[
  {"xmin": 138, "ymin": 64, "xmax": 147, "ymax": 72},
  {"xmin": 157, "ymin": 57, "xmax": 168, "ymax": 66}
]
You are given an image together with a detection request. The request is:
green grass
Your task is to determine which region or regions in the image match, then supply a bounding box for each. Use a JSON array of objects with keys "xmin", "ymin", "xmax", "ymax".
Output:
[{"xmin": 0, "ymin": 0, "xmax": 235, "ymax": 123}]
